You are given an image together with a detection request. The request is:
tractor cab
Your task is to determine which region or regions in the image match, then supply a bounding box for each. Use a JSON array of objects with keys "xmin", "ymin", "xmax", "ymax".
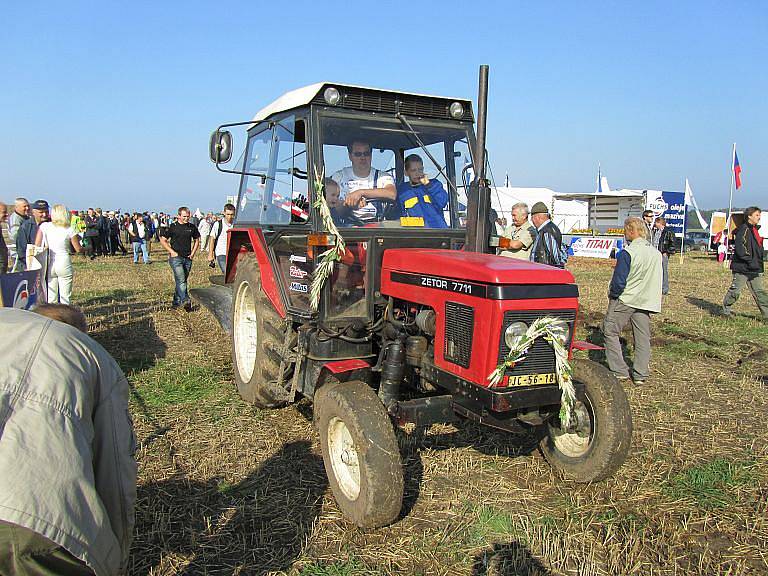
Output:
[
  {"xmin": 211, "ymin": 83, "xmax": 481, "ymax": 322},
  {"xmin": 207, "ymin": 75, "xmax": 632, "ymax": 530}
]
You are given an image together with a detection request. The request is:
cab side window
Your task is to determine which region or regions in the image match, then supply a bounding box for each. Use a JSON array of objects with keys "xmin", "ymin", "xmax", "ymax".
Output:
[
  {"xmin": 265, "ymin": 117, "xmax": 309, "ymax": 226},
  {"xmin": 237, "ymin": 126, "xmax": 273, "ymax": 223},
  {"xmin": 237, "ymin": 117, "xmax": 309, "ymax": 225}
]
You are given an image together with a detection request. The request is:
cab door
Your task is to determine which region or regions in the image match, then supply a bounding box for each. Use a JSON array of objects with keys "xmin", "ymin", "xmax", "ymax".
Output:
[{"xmin": 259, "ymin": 115, "xmax": 314, "ymax": 316}]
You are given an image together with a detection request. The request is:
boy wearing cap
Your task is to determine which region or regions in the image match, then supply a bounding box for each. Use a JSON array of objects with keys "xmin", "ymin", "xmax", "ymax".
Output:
[{"xmin": 15, "ymin": 200, "xmax": 49, "ymax": 271}]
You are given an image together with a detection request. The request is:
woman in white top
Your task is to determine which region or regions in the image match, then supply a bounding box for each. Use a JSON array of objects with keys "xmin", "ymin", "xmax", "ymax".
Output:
[{"xmin": 35, "ymin": 204, "xmax": 83, "ymax": 304}]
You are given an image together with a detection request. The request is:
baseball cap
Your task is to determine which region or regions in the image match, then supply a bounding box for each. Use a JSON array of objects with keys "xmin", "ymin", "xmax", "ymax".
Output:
[{"xmin": 31, "ymin": 200, "xmax": 49, "ymax": 210}]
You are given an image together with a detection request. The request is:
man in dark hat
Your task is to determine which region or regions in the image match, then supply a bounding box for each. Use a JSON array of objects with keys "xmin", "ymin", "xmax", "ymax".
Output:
[
  {"xmin": 15, "ymin": 200, "xmax": 49, "ymax": 271},
  {"xmin": 529, "ymin": 201, "xmax": 566, "ymax": 268}
]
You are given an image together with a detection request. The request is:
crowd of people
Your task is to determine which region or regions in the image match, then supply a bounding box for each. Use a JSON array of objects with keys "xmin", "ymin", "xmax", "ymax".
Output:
[
  {"xmin": 0, "ymin": 199, "xmax": 233, "ymax": 308},
  {"xmin": 494, "ymin": 203, "xmax": 766, "ymax": 384}
]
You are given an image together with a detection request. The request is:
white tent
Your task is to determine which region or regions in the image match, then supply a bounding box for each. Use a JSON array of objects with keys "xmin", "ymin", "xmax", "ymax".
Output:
[{"xmin": 490, "ymin": 186, "xmax": 589, "ymax": 233}]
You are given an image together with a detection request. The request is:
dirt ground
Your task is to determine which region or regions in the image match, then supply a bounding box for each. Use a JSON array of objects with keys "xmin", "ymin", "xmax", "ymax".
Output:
[{"xmin": 72, "ymin": 248, "xmax": 768, "ymax": 575}]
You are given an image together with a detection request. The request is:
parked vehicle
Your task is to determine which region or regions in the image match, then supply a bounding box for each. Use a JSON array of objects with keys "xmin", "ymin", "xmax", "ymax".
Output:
[
  {"xmin": 684, "ymin": 231, "xmax": 710, "ymax": 251},
  {"xmin": 202, "ymin": 69, "xmax": 633, "ymax": 528}
]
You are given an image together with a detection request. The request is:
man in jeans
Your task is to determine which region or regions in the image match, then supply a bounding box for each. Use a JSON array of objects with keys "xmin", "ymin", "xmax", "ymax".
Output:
[
  {"xmin": 652, "ymin": 216, "xmax": 676, "ymax": 295},
  {"xmin": 602, "ymin": 217, "xmax": 662, "ymax": 384},
  {"xmin": 159, "ymin": 206, "xmax": 200, "ymax": 311}
]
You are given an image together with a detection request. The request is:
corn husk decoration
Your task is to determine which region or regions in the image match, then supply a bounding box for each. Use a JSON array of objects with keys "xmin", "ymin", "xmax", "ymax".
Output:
[
  {"xmin": 488, "ymin": 317, "xmax": 577, "ymax": 429},
  {"xmin": 309, "ymin": 169, "xmax": 345, "ymax": 311}
]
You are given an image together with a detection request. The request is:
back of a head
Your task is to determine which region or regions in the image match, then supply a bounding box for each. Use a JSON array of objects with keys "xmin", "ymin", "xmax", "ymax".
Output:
[
  {"xmin": 34, "ymin": 303, "xmax": 88, "ymax": 333},
  {"xmin": 50, "ymin": 204, "xmax": 71, "ymax": 228},
  {"xmin": 624, "ymin": 217, "xmax": 646, "ymax": 240}
]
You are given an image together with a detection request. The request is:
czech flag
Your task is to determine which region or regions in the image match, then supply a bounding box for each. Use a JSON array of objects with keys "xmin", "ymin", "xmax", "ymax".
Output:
[{"xmin": 733, "ymin": 150, "xmax": 742, "ymax": 189}]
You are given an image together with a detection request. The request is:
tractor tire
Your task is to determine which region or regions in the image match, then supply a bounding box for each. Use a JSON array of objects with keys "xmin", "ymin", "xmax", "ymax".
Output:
[
  {"xmin": 231, "ymin": 252, "xmax": 293, "ymax": 408},
  {"xmin": 539, "ymin": 358, "xmax": 632, "ymax": 482},
  {"xmin": 314, "ymin": 380, "xmax": 404, "ymax": 528}
]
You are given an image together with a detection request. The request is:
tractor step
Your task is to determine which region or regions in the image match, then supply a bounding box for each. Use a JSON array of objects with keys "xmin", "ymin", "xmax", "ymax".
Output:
[
  {"xmin": 396, "ymin": 395, "xmax": 458, "ymax": 427},
  {"xmin": 190, "ymin": 284, "xmax": 232, "ymax": 334}
]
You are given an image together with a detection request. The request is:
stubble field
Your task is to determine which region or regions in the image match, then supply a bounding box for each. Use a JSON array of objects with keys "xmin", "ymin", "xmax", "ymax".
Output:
[{"xmin": 71, "ymin": 247, "xmax": 768, "ymax": 575}]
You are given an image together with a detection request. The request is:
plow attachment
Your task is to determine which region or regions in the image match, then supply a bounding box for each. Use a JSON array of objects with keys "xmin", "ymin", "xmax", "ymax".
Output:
[{"xmin": 190, "ymin": 279, "xmax": 232, "ymax": 334}]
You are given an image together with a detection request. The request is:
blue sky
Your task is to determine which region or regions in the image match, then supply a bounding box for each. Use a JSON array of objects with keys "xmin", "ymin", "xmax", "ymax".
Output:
[{"xmin": 1, "ymin": 1, "xmax": 765, "ymax": 213}]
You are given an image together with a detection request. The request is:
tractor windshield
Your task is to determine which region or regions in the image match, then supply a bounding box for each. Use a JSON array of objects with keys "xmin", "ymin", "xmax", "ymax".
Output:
[{"xmin": 319, "ymin": 114, "xmax": 473, "ymax": 229}]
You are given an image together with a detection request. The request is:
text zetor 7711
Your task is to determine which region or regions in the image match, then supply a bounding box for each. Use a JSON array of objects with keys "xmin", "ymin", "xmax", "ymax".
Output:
[{"xmin": 207, "ymin": 74, "xmax": 632, "ymax": 528}]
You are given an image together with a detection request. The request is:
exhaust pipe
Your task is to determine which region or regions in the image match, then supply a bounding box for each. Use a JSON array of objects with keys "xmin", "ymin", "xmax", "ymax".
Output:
[{"xmin": 465, "ymin": 65, "xmax": 491, "ymax": 253}]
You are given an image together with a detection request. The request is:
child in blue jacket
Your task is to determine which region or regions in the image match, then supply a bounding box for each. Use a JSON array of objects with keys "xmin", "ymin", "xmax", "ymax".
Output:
[{"xmin": 396, "ymin": 154, "xmax": 448, "ymax": 228}]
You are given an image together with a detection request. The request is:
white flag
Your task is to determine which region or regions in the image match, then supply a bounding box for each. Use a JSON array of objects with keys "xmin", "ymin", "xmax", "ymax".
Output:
[{"xmin": 684, "ymin": 178, "xmax": 708, "ymax": 230}]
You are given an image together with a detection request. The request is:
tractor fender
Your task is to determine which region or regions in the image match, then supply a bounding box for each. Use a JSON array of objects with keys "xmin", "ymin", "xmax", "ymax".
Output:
[
  {"xmin": 307, "ymin": 359, "xmax": 373, "ymax": 400},
  {"xmin": 322, "ymin": 359, "xmax": 372, "ymax": 374},
  {"xmin": 226, "ymin": 228, "xmax": 286, "ymax": 318}
]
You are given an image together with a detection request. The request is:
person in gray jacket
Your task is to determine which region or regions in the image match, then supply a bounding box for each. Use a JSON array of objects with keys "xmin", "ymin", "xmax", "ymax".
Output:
[
  {"xmin": 0, "ymin": 307, "xmax": 137, "ymax": 576},
  {"xmin": 602, "ymin": 217, "xmax": 663, "ymax": 384}
]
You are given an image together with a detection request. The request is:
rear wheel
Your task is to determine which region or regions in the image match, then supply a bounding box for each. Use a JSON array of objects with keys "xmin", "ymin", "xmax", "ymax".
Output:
[
  {"xmin": 315, "ymin": 380, "xmax": 404, "ymax": 528},
  {"xmin": 231, "ymin": 252, "xmax": 293, "ymax": 408},
  {"xmin": 539, "ymin": 358, "xmax": 632, "ymax": 482}
]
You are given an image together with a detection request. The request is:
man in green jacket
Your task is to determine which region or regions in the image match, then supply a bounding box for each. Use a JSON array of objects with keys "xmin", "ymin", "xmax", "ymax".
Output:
[
  {"xmin": 0, "ymin": 307, "xmax": 136, "ymax": 576},
  {"xmin": 602, "ymin": 217, "xmax": 663, "ymax": 384}
]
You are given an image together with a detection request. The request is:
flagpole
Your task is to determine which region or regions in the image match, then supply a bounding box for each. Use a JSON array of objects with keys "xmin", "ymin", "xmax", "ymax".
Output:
[
  {"xmin": 680, "ymin": 178, "xmax": 687, "ymax": 261},
  {"xmin": 724, "ymin": 143, "xmax": 735, "ymax": 267}
]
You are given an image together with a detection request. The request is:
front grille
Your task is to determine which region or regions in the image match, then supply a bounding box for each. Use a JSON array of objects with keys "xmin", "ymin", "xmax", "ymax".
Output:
[
  {"xmin": 444, "ymin": 302, "xmax": 474, "ymax": 368},
  {"xmin": 498, "ymin": 310, "xmax": 577, "ymax": 376}
]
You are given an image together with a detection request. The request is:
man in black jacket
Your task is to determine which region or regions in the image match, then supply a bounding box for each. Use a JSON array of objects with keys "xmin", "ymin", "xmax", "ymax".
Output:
[
  {"xmin": 529, "ymin": 202, "xmax": 565, "ymax": 268},
  {"xmin": 653, "ymin": 217, "xmax": 676, "ymax": 295},
  {"xmin": 15, "ymin": 200, "xmax": 49, "ymax": 271},
  {"xmin": 722, "ymin": 206, "xmax": 767, "ymax": 320},
  {"xmin": 84, "ymin": 208, "xmax": 100, "ymax": 260}
]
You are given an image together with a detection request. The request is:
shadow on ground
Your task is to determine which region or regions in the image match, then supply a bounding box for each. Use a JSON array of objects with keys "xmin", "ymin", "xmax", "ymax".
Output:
[
  {"xmin": 686, "ymin": 296, "xmax": 722, "ymax": 316},
  {"xmin": 130, "ymin": 440, "xmax": 327, "ymax": 575},
  {"xmin": 472, "ymin": 541, "xmax": 552, "ymax": 575}
]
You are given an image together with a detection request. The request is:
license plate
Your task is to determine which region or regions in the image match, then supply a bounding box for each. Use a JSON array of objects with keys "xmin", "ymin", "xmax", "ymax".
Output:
[{"xmin": 505, "ymin": 373, "xmax": 556, "ymax": 387}]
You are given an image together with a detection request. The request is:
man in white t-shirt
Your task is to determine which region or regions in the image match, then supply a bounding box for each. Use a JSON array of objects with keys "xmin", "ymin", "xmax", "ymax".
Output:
[
  {"xmin": 207, "ymin": 203, "xmax": 236, "ymax": 274},
  {"xmin": 330, "ymin": 141, "xmax": 396, "ymax": 225}
]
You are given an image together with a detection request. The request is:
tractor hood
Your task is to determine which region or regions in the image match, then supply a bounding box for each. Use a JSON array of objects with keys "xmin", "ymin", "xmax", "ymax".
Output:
[{"xmin": 382, "ymin": 249, "xmax": 575, "ymax": 285}]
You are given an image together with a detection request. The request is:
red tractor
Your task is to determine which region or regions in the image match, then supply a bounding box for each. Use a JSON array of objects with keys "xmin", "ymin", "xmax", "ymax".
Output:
[{"xmin": 206, "ymin": 68, "xmax": 632, "ymax": 528}]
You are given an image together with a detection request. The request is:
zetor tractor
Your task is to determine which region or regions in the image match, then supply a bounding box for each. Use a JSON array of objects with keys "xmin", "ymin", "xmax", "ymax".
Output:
[{"xmin": 207, "ymin": 69, "xmax": 632, "ymax": 528}]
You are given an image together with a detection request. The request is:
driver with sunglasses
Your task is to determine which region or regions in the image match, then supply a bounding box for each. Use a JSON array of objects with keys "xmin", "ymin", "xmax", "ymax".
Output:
[{"xmin": 331, "ymin": 140, "xmax": 396, "ymax": 225}]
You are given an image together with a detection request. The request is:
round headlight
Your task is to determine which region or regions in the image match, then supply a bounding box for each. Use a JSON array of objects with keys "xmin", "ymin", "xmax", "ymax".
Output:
[
  {"xmin": 549, "ymin": 318, "xmax": 571, "ymax": 345},
  {"xmin": 504, "ymin": 321, "xmax": 528, "ymax": 349},
  {"xmin": 323, "ymin": 86, "xmax": 341, "ymax": 106},
  {"xmin": 449, "ymin": 101, "xmax": 464, "ymax": 119}
]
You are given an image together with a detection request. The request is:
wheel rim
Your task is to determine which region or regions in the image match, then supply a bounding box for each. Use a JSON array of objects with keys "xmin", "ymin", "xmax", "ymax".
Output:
[
  {"xmin": 234, "ymin": 281, "xmax": 258, "ymax": 383},
  {"xmin": 550, "ymin": 394, "xmax": 596, "ymax": 458},
  {"xmin": 327, "ymin": 416, "xmax": 361, "ymax": 500}
]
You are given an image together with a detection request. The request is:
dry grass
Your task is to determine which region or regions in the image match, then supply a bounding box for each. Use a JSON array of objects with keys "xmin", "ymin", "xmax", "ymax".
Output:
[{"xmin": 71, "ymin": 248, "xmax": 768, "ymax": 575}]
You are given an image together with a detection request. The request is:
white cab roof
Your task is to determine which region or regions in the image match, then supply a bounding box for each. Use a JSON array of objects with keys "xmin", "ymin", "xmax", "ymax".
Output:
[{"xmin": 251, "ymin": 82, "xmax": 471, "ymax": 123}]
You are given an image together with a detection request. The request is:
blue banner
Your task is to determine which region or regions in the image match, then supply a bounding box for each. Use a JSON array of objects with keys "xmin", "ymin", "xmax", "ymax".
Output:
[
  {"xmin": 0, "ymin": 270, "xmax": 42, "ymax": 309},
  {"xmin": 646, "ymin": 190, "xmax": 687, "ymax": 237}
]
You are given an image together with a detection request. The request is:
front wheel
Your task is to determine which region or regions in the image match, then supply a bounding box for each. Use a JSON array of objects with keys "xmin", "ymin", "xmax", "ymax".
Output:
[
  {"xmin": 539, "ymin": 358, "xmax": 632, "ymax": 482},
  {"xmin": 314, "ymin": 380, "xmax": 404, "ymax": 528}
]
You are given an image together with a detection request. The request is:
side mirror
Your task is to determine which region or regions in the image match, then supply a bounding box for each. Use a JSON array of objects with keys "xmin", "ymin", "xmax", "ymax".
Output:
[{"xmin": 209, "ymin": 130, "xmax": 233, "ymax": 164}]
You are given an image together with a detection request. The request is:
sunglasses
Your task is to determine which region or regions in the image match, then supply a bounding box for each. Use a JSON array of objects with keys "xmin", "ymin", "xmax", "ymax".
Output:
[{"xmin": 351, "ymin": 151, "xmax": 372, "ymax": 158}]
